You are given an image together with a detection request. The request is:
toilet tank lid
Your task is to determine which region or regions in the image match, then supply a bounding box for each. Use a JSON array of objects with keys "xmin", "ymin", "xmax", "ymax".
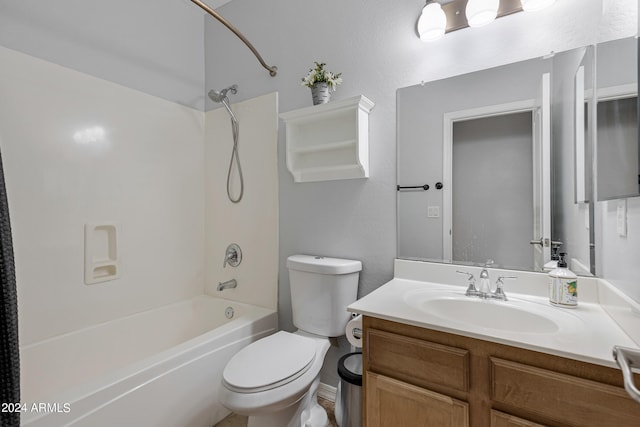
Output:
[{"xmin": 287, "ymin": 255, "xmax": 362, "ymax": 275}]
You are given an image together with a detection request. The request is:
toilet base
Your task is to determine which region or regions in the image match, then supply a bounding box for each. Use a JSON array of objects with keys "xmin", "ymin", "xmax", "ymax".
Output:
[{"xmin": 247, "ymin": 375, "xmax": 328, "ymax": 427}]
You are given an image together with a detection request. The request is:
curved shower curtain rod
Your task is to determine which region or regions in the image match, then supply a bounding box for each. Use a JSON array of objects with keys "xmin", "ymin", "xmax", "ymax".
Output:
[{"xmin": 190, "ymin": 0, "xmax": 278, "ymax": 77}]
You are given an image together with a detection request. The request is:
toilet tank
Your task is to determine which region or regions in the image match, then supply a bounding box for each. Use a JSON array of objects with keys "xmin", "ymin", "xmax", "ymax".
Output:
[{"xmin": 287, "ymin": 255, "xmax": 361, "ymax": 337}]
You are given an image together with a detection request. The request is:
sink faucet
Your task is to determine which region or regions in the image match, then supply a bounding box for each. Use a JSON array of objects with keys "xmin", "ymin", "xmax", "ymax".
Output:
[
  {"xmin": 477, "ymin": 260, "xmax": 495, "ymax": 297},
  {"xmin": 217, "ymin": 278, "xmax": 237, "ymax": 291},
  {"xmin": 478, "ymin": 267, "xmax": 492, "ymax": 296},
  {"xmin": 459, "ymin": 262, "xmax": 516, "ymax": 301}
]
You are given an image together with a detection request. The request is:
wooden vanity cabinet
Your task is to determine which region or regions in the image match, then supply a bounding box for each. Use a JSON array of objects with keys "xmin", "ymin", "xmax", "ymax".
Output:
[{"xmin": 362, "ymin": 316, "xmax": 640, "ymax": 427}]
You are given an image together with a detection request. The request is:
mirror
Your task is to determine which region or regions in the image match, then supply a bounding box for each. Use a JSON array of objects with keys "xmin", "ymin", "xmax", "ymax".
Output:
[
  {"xmin": 397, "ymin": 54, "xmax": 571, "ymax": 273},
  {"xmin": 397, "ymin": 33, "xmax": 636, "ymax": 275},
  {"xmin": 551, "ymin": 46, "xmax": 596, "ymax": 275},
  {"xmin": 595, "ymin": 37, "xmax": 639, "ymax": 201}
]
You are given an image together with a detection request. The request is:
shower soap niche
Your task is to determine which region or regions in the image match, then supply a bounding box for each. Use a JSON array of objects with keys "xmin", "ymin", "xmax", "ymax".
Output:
[
  {"xmin": 280, "ymin": 95, "xmax": 374, "ymax": 182},
  {"xmin": 84, "ymin": 222, "xmax": 120, "ymax": 285}
]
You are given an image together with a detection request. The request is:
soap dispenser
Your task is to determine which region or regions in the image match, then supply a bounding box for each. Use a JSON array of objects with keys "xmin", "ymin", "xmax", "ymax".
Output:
[
  {"xmin": 548, "ymin": 252, "xmax": 578, "ymax": 308},
  {"xmin": 544, "ymin": 244, "xmax": 561, "ymax": 272}
]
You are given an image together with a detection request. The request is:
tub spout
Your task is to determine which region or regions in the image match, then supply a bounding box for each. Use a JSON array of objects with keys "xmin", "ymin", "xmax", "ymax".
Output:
[{"xmin": 217, "ymin": 279, "xmax": 237, "ymax": 291}]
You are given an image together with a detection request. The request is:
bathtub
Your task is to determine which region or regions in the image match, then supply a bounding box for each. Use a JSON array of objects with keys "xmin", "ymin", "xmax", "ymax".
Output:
[{"xmin": 19, "ymin": 295, "xmax": 277, "ymax": 427}]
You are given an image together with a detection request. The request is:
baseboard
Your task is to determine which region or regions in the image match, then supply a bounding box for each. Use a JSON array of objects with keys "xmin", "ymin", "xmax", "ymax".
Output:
[{"xmin": 318, "ymin": 382, "xmax": 337, "ymax": 402}]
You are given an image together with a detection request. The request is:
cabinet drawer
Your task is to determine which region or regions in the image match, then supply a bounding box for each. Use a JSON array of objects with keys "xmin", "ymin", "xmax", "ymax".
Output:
[
  {"xmin": 366, "ymin": 328, "xmax": 469, "ymax": 392},
  {"xmin": 490, "ymin": 357, "xmax": 640, "ymax": 426}
]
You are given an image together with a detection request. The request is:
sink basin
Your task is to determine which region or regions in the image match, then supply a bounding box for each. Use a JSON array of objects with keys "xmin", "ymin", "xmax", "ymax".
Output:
[{"xmin": 404, "ymin": 289, "xmax": 582, "ymax": 335}]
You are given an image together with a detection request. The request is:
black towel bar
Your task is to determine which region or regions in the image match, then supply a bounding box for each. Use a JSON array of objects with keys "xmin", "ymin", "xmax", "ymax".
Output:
[{"xmin": 397, "ymin": 184, "xmax": 429, "ymax": 191}]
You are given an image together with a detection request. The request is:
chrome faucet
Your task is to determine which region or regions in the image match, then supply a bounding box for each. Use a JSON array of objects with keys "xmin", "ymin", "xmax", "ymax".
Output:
[
  {"xmin": 458, "ymin": 262, "xmax": 516, "ymax": 301},
  {"xmin": 478, "ymin": 267, "xmax": 492, "ymax": 296},
  {"xmin": 217, "ymin": 278, "xmax": 237, "ymax": 291},
  {"xmin": 477, "ymin": 260, "xmax": 494, "ymax": 297}
]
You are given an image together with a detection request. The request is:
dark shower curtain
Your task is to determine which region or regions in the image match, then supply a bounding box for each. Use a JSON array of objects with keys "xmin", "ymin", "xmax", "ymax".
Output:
[{"xmin": 0, "ymin": 151, "xmax": 20, "ymax": 427}]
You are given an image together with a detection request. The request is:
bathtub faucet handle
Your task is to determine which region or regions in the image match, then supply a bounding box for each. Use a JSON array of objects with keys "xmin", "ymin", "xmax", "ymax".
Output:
[{"xmin": 223, "ymin": 243, "xmax": 242, "ymax": 268}]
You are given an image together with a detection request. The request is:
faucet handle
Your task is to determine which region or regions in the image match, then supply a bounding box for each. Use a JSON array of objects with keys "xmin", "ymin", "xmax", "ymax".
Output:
[
  {"xmin": 223, "ymin": 243, "xmax": 242, "ymax": 268},
  {"xmin": 493, "ymin": 276, "xmax": 517, "ymax": 301},
  {"xmin": 457, "ymin": 270, "xmax": 479, "ymax": 296},
  {"xmin": 457, "ymin": 270, "xmax": 475, "ymax": 282}
]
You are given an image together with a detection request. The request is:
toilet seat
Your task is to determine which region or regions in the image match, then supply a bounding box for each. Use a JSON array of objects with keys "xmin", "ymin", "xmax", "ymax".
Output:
[{"xmin": 223, "ymin": 331, "xmax": 317, "ymax": 393}]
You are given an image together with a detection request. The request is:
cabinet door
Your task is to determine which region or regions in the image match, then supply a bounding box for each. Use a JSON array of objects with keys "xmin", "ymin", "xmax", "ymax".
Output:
[
  {"xmin": 490, "ymin": 357, "xmax": 640, "ymax": 426},
  {"xmin": 490, "ymin": 410, "xmax": 547, "ymax": 427},
  {"xmin": 366, "ymin": 372, "xmax": 469, "ymax": 427}
]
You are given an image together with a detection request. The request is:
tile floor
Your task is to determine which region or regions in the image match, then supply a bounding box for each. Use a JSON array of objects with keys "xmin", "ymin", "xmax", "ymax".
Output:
[{"xmin": 214, "ymin": 397, "xmax": 337, "ymax": 427}]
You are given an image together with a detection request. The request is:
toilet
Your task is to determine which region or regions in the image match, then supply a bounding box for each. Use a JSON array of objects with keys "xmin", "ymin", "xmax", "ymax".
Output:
[{"xmin": 219, "ymin": 254, "xmax": 362, "ymax": 427}]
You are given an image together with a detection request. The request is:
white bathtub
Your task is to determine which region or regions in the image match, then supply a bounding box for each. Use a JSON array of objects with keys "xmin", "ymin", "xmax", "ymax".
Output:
[{"xmin": 19, "ymin": 295, "xmax": 277, "ymax": 426}]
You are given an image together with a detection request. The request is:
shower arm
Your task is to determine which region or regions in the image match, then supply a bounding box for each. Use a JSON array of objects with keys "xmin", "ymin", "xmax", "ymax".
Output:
[{"xmin": 190, "ymin": 0, "xmax": 278, "ymax": 77}]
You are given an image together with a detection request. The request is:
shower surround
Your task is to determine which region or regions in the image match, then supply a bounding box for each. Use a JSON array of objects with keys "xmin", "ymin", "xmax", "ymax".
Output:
[{"xmin": 0, "ymin": 43, "xmax": 278, "ymax": 425}]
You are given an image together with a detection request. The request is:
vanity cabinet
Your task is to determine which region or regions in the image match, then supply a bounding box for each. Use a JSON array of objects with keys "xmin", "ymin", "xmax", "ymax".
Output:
[{"xmin": 363, "ymin": 316, "xmax": 640, "ymax": 427}]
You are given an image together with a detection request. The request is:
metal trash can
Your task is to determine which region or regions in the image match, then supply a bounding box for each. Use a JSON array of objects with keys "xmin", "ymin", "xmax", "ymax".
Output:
[{"xmin": 335, "ymin": 352, "xmax": 362, "ymax": 427}]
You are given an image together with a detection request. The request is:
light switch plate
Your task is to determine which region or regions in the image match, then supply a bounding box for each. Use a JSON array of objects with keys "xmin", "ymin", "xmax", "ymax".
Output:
[{"xmin": 427, "ymin": 206, "xmax": 440, "ymax": 218}]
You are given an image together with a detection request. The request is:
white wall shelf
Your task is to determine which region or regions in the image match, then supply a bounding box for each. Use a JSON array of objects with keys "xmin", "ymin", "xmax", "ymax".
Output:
[{"xmin": 280, "ymin": 95, "xmax": 374, "ymax": 182}]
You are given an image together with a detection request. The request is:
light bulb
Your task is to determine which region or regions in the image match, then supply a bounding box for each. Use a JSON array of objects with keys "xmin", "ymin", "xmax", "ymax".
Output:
[
  {"xmin": 465, "ymin": 0, "xmax": 500, "ymax": 27},
  {"xmin": 418, "ymin": 2, "xmax": 447, "ymax": 42},
  {"xmin": 521, "ymin": 0, "xmax": 556, "ymax": 12}
]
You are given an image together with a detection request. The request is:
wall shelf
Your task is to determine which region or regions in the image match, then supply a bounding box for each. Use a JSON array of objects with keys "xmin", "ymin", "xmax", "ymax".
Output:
[{"xmin": 280, "ymin": 95, "xmax": 374, "ymax": 182}]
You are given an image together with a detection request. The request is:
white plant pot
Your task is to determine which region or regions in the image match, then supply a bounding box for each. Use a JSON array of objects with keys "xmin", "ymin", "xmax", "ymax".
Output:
[{"xmin": 311, "ymin": 82, "xmax": 330, "ymax": 105}]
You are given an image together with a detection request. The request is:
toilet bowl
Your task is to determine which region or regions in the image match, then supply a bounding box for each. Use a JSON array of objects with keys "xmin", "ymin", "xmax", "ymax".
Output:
[
  {"xmin": 219, "ymin": 331, "xmax": 330, "ymax": 427},
  {"xmin": 218, "ymin": 255, "xmax": 362, "ymax": 427}
]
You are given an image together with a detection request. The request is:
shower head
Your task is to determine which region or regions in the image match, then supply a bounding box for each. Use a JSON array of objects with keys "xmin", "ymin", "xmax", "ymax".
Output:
[
  {"xmin": 208, "ymin": 84, "xmax": 238, "ymax": 103},
  {"xmin": 209, "ymin": 84, "xmax": 239, "ymax": 125}
]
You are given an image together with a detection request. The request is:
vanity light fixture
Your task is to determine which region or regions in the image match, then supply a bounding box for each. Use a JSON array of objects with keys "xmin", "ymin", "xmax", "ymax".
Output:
[
  {"xmin": 417, "ymin": 0, "xmax": 556, "ymax": 42},
  {"xmin": 465, "ymin": 0, "xmax": 500, "ymax": 27},
  {"xmin": 417, "ymin": 1, "xmax": 447, "ymax": 42},
  {"xmin": 520, "ymin": 0, "xmax": 556, "ymax": 12}
]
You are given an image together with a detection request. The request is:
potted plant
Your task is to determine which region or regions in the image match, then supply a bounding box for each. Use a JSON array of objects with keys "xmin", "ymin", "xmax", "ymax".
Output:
[{"xmin": 301, "ymin": 62, "xmax": 343, "ymax": 105}]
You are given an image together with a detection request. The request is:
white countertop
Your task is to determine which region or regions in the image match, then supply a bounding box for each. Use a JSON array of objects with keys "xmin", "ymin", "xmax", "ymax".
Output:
[{"xmin": 348, "ymin": 274, "xmax": 640, "ymax": 369}]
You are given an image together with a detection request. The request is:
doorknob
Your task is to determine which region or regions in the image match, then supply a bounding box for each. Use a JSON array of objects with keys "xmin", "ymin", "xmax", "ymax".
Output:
[{"xmin": 529, "ymin": 238, "xmax": 550, "ymax": 247}]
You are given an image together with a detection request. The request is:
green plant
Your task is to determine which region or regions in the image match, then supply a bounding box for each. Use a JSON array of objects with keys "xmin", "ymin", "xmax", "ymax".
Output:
[{"xmin": 301, "ymin": 62, "xmax": 343, "ymax": 90}]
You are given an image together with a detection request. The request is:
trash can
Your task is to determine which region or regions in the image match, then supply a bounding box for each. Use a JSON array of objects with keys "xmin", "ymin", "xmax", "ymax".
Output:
[{"xmin": 335, "ymin": 352, "xmax": 362, "ymax": 427}]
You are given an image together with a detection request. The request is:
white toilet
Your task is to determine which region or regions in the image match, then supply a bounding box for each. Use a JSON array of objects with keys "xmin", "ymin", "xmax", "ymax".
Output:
[{"xmin": 219, "ymin": 254, "xmax": 362, "ymax": 427}]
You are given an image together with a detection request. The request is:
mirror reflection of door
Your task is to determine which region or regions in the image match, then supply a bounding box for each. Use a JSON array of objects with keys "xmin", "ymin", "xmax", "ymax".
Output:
[
  {"xmin": 451, "ymin": 112, "xmax": 534, "ymax": 270},
  {"xmin": 442, "ymin": 75, "xmax": 552, "ymax": 271}
]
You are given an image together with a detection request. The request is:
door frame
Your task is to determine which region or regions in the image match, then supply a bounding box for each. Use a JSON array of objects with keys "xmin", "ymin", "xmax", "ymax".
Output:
[{"xmin": 442, "ymin": 99, "xmax": 538, "ymax": 263}]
